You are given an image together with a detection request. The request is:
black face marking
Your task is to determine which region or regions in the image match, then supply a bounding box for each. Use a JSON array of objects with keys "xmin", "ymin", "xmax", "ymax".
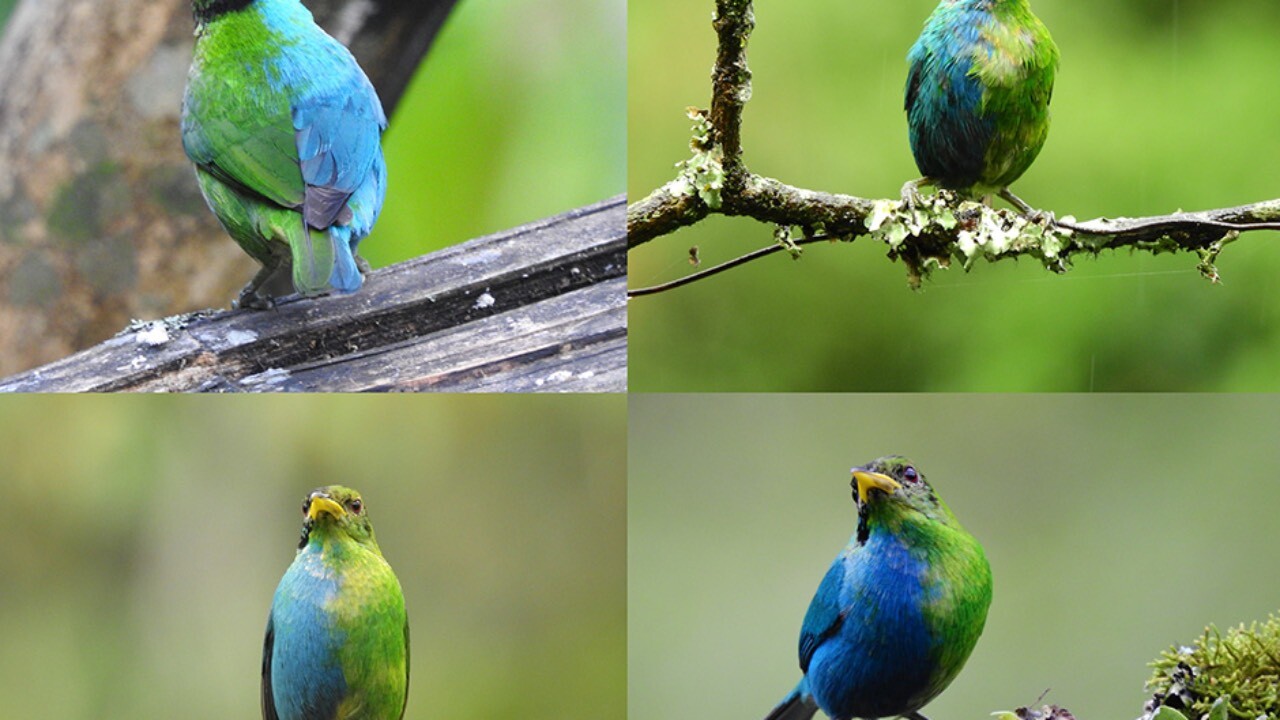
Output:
[
  {"xmin": 193, "ymin": 0, "xmax": 256, "ymax": 23},
  {"xmin": 298, "ymin": 520, "xmax": 312, "ymax": 550},
  {"xmin": 856, "ymin": 504, "xmax": 870, "ymax": 545}
]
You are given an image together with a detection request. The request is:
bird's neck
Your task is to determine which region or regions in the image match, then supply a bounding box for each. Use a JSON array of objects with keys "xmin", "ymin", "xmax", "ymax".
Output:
[
  {"xmin": 949, "ymin": 0, "xmax": 1032, "ymax": 13},
  {"xmin": 193, "ymin": 0, "xmax": 257, "ymax": 23},
  {"xmin": 858, "ymin": 502, "xmax": 960, "ymax": 554},
  {"xmin": 302, "ymin": 526, "xmax": 383, "ymax": 562}
]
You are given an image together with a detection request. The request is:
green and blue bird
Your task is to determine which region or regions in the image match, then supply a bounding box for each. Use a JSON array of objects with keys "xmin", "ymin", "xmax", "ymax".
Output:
[
  {"xmin": 182, "ymin": 0, "xmax": 387, "ymax": 309},
  {"xmin": 263, "ymin": 486, "xmax": 409, "ymax": 720},
  {"xmin": 765, "ymin": 457, "xmax": 992, "ymax": 720},
  {"xmin": 902, "ymin": 0, "xmax": 1058, "ymax": 214}
]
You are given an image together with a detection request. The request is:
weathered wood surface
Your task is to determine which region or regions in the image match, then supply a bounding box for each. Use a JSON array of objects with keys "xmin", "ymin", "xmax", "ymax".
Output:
[
  {"xmin": 0, "ymin": 0, "xmax": 449, "ymax": 376},
  {"xmin": 0, "ymin": 196, "xmax": 626, "ymax": 392}
]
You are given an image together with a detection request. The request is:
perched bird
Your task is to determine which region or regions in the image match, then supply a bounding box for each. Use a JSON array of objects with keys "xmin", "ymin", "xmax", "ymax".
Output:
[
  {"xmin": 765, "ymin": 457, "xmax": 992, "ymax": 720},
  {"xmin": 182, "ymin": 0, "xmax": 388, "ymax": 309},
  {"xmin": 263, "ymin": 486, "xmax": 409, "ymax": 720},
  {"xmin": 902, "ymin": 0, "xmax": 1058, "ymax": 215}
]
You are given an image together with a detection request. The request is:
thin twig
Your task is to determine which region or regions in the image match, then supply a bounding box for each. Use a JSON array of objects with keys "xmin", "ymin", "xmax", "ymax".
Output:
[{"xmin": 628, "ymin": 235, "xmax": 835, "ymax": 297}]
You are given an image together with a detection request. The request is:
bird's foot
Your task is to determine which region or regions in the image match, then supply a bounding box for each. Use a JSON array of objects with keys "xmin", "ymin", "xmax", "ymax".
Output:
[
  {"xmin": 999, "ymin": 188, "xmax": 1055, "ymax": 225},
  {"xmin": 900, "ymin": 178, "xmax": 933, "ymax": 210},
  {"xmin": 355, "ymin": 254, "xmax": 372, "ymax": 275},
  {"xmin": 235, "ymin": 284, "xmax": 276, "ymax": 311}
]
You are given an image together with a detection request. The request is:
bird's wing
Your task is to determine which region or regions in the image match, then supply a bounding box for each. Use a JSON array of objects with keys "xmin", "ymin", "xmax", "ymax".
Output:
[
  {"xmin": 904, "ymin": 46, "xmax": 926, "ymax": 114},
  {"xmin": 399, "ymin": 618, "xmax": 410, "ymax": 720},
  {"xmin": 797, "ymin": 557, "xmax": 848, "ymax": 673},
  {"xmin": 261, "ymin": 614, "xmax": 280, "ymax": 720},
  {"xmin": 290, "ymin": 63, "xmax": 387, "ymax": 231},
  {"xmin": 182, "ymin": 92, "xmax": 306, "ymax": 213}
]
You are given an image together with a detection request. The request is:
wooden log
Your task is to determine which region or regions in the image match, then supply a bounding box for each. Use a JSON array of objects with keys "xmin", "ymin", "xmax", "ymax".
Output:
[{"xmin": 0, "ymin": 196, "xmax": 626, "ymax": 392}]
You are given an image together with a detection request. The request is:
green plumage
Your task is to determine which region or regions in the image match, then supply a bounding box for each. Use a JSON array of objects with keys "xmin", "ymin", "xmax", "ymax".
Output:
[
  {"xmin": 263, "ymin": 486, "xmax": 409, "ymax": 720},
  {"xmin": 904, "ymin": 0, "xmax": 1059, "ymax": 207},
  {"xmin": 183, "ymin": 0, "xmax": 387, "ymax": 308},
  {"xmin": 766, "ymin": 457, "xmax": 992, "ymax": 720}
]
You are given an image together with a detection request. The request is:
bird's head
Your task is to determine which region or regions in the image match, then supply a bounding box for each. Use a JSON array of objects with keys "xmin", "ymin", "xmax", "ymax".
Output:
[
  {"xmin": 851, "ymin": 455, "xmax": 959, "ymax": 541},
  {"xmin": 298, "ymin": 486, "xmax": 381, "ymax": 554}
]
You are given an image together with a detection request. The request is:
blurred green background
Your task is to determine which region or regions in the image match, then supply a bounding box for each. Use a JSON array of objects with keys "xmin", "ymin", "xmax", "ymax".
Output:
[
  {"xmin": 372, "ymin": 0, "xmax": 624, "ymax": 266},
  {"xmin": 369, "ymin": 0, "xmax": 624, "ymax": 266},
  {"xmin": 629, "ymin": 0, "xmax": 1280, "ymax": 391},
  {"xmin": 0, "ymin": 395, "xmax": 625, "ymax": 720},
  {"xmin": 630, "ymin": 394, "xmax": 1280, "ymax": 720}
]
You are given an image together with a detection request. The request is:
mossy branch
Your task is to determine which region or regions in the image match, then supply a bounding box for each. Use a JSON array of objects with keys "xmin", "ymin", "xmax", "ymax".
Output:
[
  {"xmin": 1144, "ymin": 615, "xmax": 1280, "ymax": 720},
  {"xmin": 989, "ymin": 614, "xmax": 1280, "ymax": 720},
  {"xmin": 627, "ymin": 0, "xmax": 1280, "ymax": 296}
]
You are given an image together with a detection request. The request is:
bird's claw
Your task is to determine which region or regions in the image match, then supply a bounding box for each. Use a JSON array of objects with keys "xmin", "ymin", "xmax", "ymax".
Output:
[
  {"xmin": 1026, "ymin": 208, "xmax": 1056, "ymax": 226},
  {"xmin": 236, "ymin": 286, "xmax": 275, "ymax": 311},
  {"xmin": 900, "ymin": 180, "xmax": 927, "ymax": 211},
  {"xmin": 998, "ymin": 189, "xmax": 1055, "ymax": 225}
]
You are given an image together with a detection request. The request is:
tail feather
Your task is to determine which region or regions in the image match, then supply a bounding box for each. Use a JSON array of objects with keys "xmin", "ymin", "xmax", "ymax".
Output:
[
  {"xmin": 287, "ymin": 221, "xmax": 363, "ymax": 296},
  {"xmin": 289, "ymin": 221, "xmax": 336, "ymax": 296},
  {"xmin": 327, "ymin": 225, "xmax": 363, "ymax": 293},
  {"xmin": 765, "ymin": 682, "xmax": 819, "ymax": 720}
]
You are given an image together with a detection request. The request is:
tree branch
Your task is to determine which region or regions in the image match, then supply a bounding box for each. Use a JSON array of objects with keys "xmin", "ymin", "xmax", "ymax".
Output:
[
  {"xmin": 0, "ymin": 197, "xmax": 626, "ymax": 393},
  {"xmin": 627, "ymin": 0, "xmax": 1280, "ymax": 293}
]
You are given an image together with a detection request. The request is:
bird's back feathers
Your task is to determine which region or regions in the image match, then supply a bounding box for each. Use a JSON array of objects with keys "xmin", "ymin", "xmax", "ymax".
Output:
[{"xmin": 182, "ymin": 0, "xmax": 386, "ymax": 299}]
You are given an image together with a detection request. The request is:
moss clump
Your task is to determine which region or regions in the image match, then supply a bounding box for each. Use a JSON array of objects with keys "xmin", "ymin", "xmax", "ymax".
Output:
[{"xmin": 1146, "ymin": 615, "xmax": 1280, "ymax": 720}]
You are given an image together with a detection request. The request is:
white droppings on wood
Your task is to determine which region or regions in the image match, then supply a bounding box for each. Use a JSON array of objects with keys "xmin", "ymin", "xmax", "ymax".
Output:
[
  {"xmin": 473, "ymin": 292, "xmax": 495, "ymax": 309},
  {"xmin": 537, "ymin": 370, "xmax": 574, "ymax": 387},
  {"xmin": 223, "ymin": 329, "xmax": 260, "ymax": 346},
  {"xmin": 135, "ymin": 322, "xmax": 170, "ymax": 347},
  {"xmin": 241, "ymin": 367, "xmax": 291, "ymax": 388},
  {"xmin": 458, "ymin": 248, "xmax": 504, "ymax": 267}
]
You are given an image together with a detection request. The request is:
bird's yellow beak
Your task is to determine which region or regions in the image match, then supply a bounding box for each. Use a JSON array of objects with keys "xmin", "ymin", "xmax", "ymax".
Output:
[
  {"xmin": 853, "ymin": 469, "xmax": 901, "ymax": 503},
  {"xmin": 308, "ymin": 495, "xmax": 345, "ymax": 521}
]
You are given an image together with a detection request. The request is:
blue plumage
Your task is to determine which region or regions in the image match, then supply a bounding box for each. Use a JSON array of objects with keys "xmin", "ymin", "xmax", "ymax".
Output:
[
  {"xmin": 266, "ymin": 551, "xmax": 349, "ymax": 720},
  {"xmin": 764, "ymin": 458, "xmax": 992, "ymax": 720},
  {"xmin": 182, "ymin": 0, "xmax": 388, "ymax": 308},
  {"xmin": 802, "ymin": 534, "xmax": 935, "ymax": 718},
  {"xmin": 901, "ymin": 0, "xmax": 1059, "ymax": 210},
  {"xmin": 262, "ymin": 487, "xmax": 408, "ymax": 720},
  {"xmin": 905, "ymin": 23, "xmax": 993, "ymax": 188}
]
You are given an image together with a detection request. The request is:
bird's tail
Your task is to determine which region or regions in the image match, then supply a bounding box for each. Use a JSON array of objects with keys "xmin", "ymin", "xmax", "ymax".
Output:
[
  {"xmin": 764, "ymin": 681, "xmax": 819, "ymax": 720},
  {"xmin": 289, "ymin": 221, "xmax": 363, "ymax": 296}
]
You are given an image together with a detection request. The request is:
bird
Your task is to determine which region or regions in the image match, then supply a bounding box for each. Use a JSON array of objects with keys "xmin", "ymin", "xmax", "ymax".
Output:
[
  {"xmin": 764, "ymin": 456, "xmax": 992, "ymax": 720},
  {"xmin": 263, "ymin": 486, "xmax": 409, "ymax": 720},
  {"xmin": 902, "ymin": 0, "xmax": 1058, "ymax": 217},
  {"xmin": 182, "ymin": 0, "xmax": 388, "ymax": 309}
]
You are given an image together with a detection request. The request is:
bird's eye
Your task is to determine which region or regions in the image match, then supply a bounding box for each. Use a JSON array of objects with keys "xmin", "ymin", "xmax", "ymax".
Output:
[
  {"xmin": 348, "ymin": 499, "xmax": 363, "ymax": 514},
  {"xmin": 903, "ymin": 466, "xmax": 918, "ymax": 482}
]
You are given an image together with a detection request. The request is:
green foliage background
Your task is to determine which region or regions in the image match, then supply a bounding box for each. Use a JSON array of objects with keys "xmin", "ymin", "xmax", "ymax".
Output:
[
  {"xmin": 369, "ymin": 0, "xmax": 624, "ymax": 266},
  {"xmin": 629, "ymin": 0, "xmax": 1280, "ymax": 391},
  {"xmin": 629, "ymin": 394, "xmax": 1280, "ymax": 720},
  {"xmin": 0, "ymin": 395, "xmax": 626, "ymax": 720}
]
